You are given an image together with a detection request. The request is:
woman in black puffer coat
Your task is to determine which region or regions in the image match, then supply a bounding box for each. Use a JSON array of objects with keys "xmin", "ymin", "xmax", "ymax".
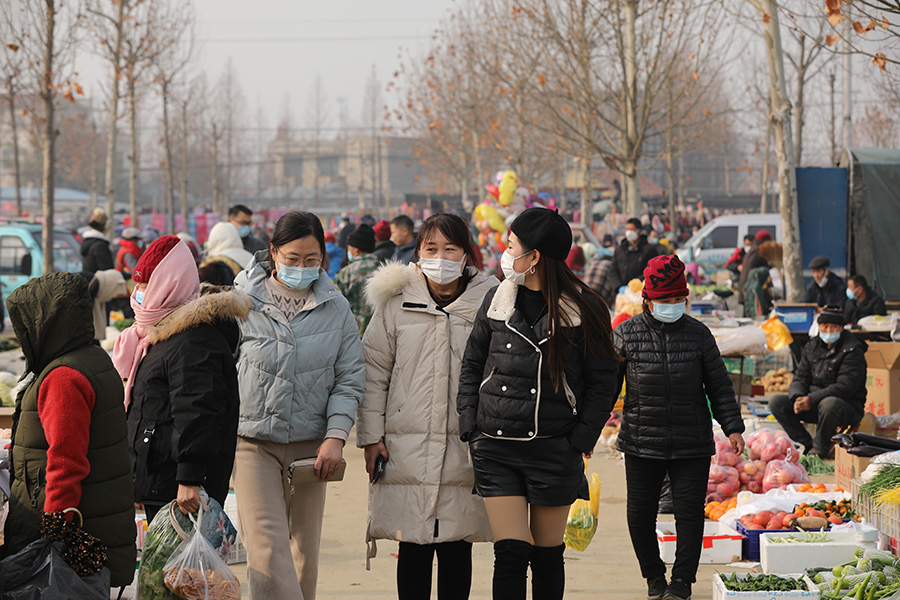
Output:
[
  {"xmin": 615, "ymin": 254, "xmax": 745, "ymax": 600},
  {"xmin": 458, "ymin": 208, "xmax": 619, "ymax": 600}
]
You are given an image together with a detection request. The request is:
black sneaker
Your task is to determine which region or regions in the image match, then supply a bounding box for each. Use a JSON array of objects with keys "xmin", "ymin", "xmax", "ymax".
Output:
[
  {"xmin": 647, "ymin": 577, "xmax": 667, "ymax": 600},
  {"xmin": 663, "ymin": 578, "xmax": 692, "ymax": 600}
]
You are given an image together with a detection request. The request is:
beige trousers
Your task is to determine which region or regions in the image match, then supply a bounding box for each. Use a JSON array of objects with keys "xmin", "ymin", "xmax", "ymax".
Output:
[{"xmin": 234, "ymin": 436, "xmax": 327, "ymax": 600}]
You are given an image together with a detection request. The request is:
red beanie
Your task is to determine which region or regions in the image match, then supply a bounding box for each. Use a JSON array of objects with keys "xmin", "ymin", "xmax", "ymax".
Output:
[
  {"xmin": 133, "ymin": 235, "xmax": 181, "ymax": 284},
  {"xmin": 642, "ymin": 254, "xmax": 689, "ymax": 300},
  {"xmin": 373, "ymin": 220, "xmax": 391, "ymax": 241},
  {"xmin": 755, "ymin": 229, "xmax": 771, "ymax": 242},
  {"xmin": 324, "ymin": 231, "xmax": 336, "ymax": 244},
  {"xmin": 565, "ymin": 246, "xmax": 585, "ymax": 271}
]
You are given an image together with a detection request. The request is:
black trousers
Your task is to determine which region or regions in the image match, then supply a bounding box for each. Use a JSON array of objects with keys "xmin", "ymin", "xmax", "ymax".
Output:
[
  {"xmin": 397, "ymin": 540, "xmax": 473, "ymax": 600},
  {"xmin": 769, "ymin": 394, "xmax": 862, "ymax": 453},
  {"xmin": 624, "ymin": 454, "xmax": 709, "ymax": 584}
]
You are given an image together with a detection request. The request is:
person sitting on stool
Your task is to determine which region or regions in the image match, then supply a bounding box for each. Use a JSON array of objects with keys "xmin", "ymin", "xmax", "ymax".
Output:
[{"xmin": 769, "ymin": 305, "xmax": 868, "ymax": 456}]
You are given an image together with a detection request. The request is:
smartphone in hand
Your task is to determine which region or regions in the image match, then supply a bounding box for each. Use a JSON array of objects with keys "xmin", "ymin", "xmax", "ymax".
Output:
[{"xmin": 373, "ymin": 454, "xmax": 387, "ymax": 483}]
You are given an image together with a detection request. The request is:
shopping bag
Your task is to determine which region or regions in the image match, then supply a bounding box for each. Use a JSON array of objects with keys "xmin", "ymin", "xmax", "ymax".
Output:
[
  {"xmin": 137, "ymin": 490, "xmax": 237, "ymax": 600},
  {"xmin": 760, "ymin": 315, "xmax": 793, "ymax": 351},
  {"xmin": 162, "ymin": 507, "xmax": 240, "ymax": 600},
  {"xmin": 0, "ymin": 537, "xmax": 110, "ymax": 600},
  {"xmin": 563, "ymin": 465, "xmax": 602, "ymax": 552}
]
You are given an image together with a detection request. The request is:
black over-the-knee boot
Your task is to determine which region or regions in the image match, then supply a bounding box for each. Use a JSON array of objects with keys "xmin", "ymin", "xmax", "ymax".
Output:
[
  {"xmin": 530, "ymin": 543, "xmax": 565, "ymax": 600},
  {"xmin": 492, "ymin": 539, "xmax": 532, "ymax": 600}
]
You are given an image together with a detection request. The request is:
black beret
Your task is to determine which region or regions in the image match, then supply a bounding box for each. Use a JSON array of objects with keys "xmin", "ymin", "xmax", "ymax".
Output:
[
  {"xmin": 509, "ymin": 208, "xmax": 573, "ymax": 261},
  {"xmin": 809, "ymin": 255, "xmax": 830, "ymax": 269}
]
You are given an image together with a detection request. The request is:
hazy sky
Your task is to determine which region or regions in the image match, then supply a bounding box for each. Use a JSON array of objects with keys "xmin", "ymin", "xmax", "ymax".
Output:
[{"xmin": 190, "ymin": 0, "xmax": 455, "ymax": 129}]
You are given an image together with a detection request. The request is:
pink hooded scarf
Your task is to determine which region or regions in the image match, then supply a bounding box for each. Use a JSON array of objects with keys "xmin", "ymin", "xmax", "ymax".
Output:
[{"xmin": 113, "ymin": 241, "xmax": 200, "ymax": 410}]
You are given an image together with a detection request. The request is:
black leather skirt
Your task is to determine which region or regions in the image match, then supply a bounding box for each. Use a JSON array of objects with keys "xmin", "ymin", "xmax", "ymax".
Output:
[{"xmin": 469, "ymin": 434, "xmax": 588, "ymax": 506}]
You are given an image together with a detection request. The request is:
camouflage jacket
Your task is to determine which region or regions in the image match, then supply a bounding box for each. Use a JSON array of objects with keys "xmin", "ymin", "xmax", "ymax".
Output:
[{"xmin": 334, "ymin": 253, "xmax": 381, "ymax": 334}]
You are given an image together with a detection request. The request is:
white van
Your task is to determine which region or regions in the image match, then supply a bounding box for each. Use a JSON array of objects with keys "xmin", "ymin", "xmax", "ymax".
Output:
[{"xmin": 676, "ymin": 214, "xmax": 781, "ymax": 271}]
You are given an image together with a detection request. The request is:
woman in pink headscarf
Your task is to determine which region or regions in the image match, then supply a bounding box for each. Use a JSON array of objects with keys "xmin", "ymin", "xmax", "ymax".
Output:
[{"xmin": 113, "ymin": 235, "xmax": 250, "ymax": 523}]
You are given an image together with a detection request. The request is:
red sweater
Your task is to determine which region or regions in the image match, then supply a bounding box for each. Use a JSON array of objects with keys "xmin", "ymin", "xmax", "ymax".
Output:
[{"xmin": 37, "ymin": 366, "xmax": 95, "ymax": 514}]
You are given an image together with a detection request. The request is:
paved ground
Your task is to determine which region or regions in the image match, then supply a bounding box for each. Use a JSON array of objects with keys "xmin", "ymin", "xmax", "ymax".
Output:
[{"xmin": 229, "ymin": 434, "xmax": 737, "ymax": 600}]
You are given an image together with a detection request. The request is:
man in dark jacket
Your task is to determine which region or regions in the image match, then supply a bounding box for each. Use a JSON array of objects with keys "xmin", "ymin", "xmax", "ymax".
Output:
[
  {"xmin": 844, "ymin": 274, "xmax": 887, "ymax": 327},
  {"xmin": 390, "ymin": 214, "xmax": 417, "ymax": 264},
  {"xmin": 770, "ymin": 306, "xmax": 867, "ymax": 456},
  {"xmin": 2, "ymin": 273, "xmax": 136, "ymax": 589},
  {"xmin": 228, "ymin": 204, "xmax": 267, "ymax": 254},
  {"xmin": 804, "ymin": 255, "xmax": 847, "ymax": 308},
  {"xmin": 80, "ymin": 207, "xmax": 115, "ymax": 274},
  {"xmin": 738, "ymin": 230, "xmax": 773, "ymax": 303},
  {"xmin": 608, "ymin": 217, "xmax": 661, "ymax": 292},
  {"xmin": 615, "ymin": 254, "xmax": 745, "ymax": 600},
  {"xmin": 371, "ymin": 219, "xmax": 396, "ymax": 264}
]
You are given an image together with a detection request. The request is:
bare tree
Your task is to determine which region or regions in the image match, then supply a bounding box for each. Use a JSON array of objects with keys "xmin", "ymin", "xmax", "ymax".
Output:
[
  {"xmin": 152, "ymin": 0, "xmax": 194, "ymax": 233},
  {"xmin": 86, "ymin": 0, "xmax": 127, "ymax": 237},
  {"xmin": 785, "ymin": 21, "xmax": 829, "ymax": 165},
  {"xmin": 362, "ymin": 65, "xmax": 384, "ymax": 208},
  {"xmin": 747, "ymin": 0, "xmax": 804, "ymax": 301},
  {"xmin": 216, "ymin": 58, "xmax": 246, "ymax": 206},
  {"xmin": 7, "ymin": 0, "xmax": 83, "ymax": 273},
  {"xmin": 305, "ymin": 74, "xmax": 328, "ymax": 209},
  {"xmin": 0, "ymin": 16, "xmax": 25, "ymax": 216}
]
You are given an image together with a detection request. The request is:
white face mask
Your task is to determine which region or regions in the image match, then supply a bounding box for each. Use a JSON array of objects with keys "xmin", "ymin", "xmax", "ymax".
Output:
[
  {"xmin": 625, "ymin": 230, "xmax": 639, "ymax": 243},
  {"xmin": 500, "ymin": 249, "xmax": 532, "ymax": 285},
  {"xmin": 419, "ymin": 257, "xmax": 466, "ymax": 285}
]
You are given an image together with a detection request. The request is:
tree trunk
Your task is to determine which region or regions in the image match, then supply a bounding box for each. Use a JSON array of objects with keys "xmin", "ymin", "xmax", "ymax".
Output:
[
  {"xmin": 89, "ymin": 117, "xmax": 98, "ymax": 211},
  {"xmin": 623, "ymin": 0, "xmax": 642, "ymax": 217},
  {"xmin": 180, "ymin": 101, "xmax": 188, "ymax": 229},
  {"xmin": 761, "ymin": 118, "xmax": 771, "ymax": 213},
  {"xmin": 580, "ymin": 148, "xmax": 591, "ymax": 227},
  {"xmin": 793, "ymin": 37, "xmax": 806, "ymax": 166},
  {"xmin": 724, "ymin": 143, "xmax": 732, "ymax": 197},
  {"xmin": 828, "ymin": 71, "xmax": 837, "ymax": 165},
  {"xmin": 760, "ymin": 0, "xmax": 803, "ymax": 301},
  {"xmin": 128, "ymin": 71, "xmax": 139, "ymax": 227},
  {"xmin": 7, "ymin": 80, "xmax": 22, "ymax": 217},
  {"xmin": 161, "ymin": 80, "xmax": 175, "ymax": 233},
  {"xmin": 211, "ymin": 122, "xmax": 221, "ymax": 218},
  {"xmin": 665, "ymin": 148, "xmax": 677, "ymax": 236},
  {"xmin": 103, "ymin": 0, "xmax": 126, "ymax": 239},
  {"xmin": 41, "ymin": 0, "xmax": 56, "ymax": 275},
  {"xmin": 842, "ymin": 11, "xmax": 852, "ymax": 150}
]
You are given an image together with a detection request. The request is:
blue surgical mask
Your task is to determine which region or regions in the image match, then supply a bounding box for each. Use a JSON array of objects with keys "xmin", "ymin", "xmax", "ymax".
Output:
[
  {"xmin": 820, "ymin": 331, "xmax": 841, "ymax": 345},
  {"xmin": 652, "ymin": 301, "xmax": 686, "ymax": 324},
  {"xmin": 237, "ymin": 225, "xmax": 252, "ymax": 238},
  {"xmin": 846, "ymin": 287, "xmax": 856, "ymax": 301},
  {"xmin": 277, "ymin": 262, "xmax": 319, "ymax": 290},
  {"xmin": 134, "ymin": 290, "xmax": 144, "ymax": 306}
]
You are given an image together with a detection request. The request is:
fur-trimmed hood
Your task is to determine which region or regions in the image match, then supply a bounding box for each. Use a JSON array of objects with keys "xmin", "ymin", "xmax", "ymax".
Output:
[
  {"xmin": 148, "ymin": 288, "xmax": 251, "ymax": 344},
  {"xmin": 365, "ymin": 261, "xmax": 497, "ymax": 321},
  {"xmin": 486, "ymin": 278, "xmax": 582, "ymax": 326}
]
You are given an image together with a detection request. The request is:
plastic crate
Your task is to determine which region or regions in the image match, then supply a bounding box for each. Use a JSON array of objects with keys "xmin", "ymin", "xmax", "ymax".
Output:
[
  {"xmin": 852, "ymin": 477, "xmax": 900, "ymax": 540},
  {"xmin": 773, "ymin": 304, "xmax": 818, "ymax": 333},
  {"xmin": 227, "ymin": 538, "xmax": 247, "ymax": 564},
  {"xmin": 735, "ymin": 521, "xmax": 792, "ymax": 561}
]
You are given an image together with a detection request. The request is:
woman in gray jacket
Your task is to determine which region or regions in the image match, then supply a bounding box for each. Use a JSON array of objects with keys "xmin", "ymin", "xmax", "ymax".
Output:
[{"xmin": 233, "ymin": 211, "xmax": 366, "ymax": 600}]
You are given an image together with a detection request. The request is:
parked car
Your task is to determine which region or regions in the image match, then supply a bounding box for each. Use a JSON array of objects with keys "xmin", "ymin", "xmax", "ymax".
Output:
[
  {"xmin": 676, "ymin": 214, "xmax": 781, "ymax": 271},
  {"xmin": 0, "ymin": 221, "xmax": 82, "ymax": 307}
]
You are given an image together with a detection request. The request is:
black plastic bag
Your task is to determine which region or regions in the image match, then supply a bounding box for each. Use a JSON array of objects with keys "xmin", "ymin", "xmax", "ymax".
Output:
[{"xmin": 0, "ymin": 538, "xmax": 110, "ymax": 600}]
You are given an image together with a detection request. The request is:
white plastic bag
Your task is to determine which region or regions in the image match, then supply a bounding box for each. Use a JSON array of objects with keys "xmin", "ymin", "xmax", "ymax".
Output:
[
  {"xmin": 163, "ymin": 508, "xmax": 240, "ymax": 600},
  {"xmin": 711, "ymin": 326, "xmax": 768, "ymax": 356},
  {"xmin": 859, "ymin": 314, "xmax": 895, "ymax": 332}
]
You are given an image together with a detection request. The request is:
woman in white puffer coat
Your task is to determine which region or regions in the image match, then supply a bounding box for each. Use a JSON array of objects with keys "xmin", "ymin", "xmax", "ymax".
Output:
[{"xmin": 358, "ymin": 213, "xmax": 497, "ymax": 600}]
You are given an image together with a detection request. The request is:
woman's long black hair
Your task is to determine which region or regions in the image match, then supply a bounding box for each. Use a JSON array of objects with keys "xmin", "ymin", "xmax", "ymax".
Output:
[{"xmin": 525, "ymin": 244, "xmax": 621, "ymax": 390}]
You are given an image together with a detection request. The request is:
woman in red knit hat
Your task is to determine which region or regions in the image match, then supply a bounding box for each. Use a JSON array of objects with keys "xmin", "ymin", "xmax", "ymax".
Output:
[
  {"xmin": 113, "ymin": 235, "xmax": 250, "ymax": 523},
  {"xmin": 613, "ymin": 254, "xmax": 745, "ymax": 600}
]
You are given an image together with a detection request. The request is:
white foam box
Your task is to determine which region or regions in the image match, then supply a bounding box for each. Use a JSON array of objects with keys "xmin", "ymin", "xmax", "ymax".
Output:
[
  {"xmin": 759, "ymin": 530, "xmax": 862, "ymax": 574},
  {"xmin": 657, "ymin": 521, "xmax": 743, "ymax": 564},
  {"xmin": 712, "ymin": 573, "xmax": 820, "ymax": 599}
]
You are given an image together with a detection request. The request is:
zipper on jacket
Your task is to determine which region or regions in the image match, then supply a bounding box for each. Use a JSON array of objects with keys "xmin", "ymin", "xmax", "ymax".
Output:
[
  {"xmin": 563, "ymin": 378, "xmax": 578, "ymax": 416},
  {"xmin": 662, "ymin": 326, "xmax": 673, "ymax": 458},
  {"xmin": 502, "ymin": 319, "xmax": 542, "ymax": 440},
  {"xmin": 480, "ymin": 368, "xmax": 496, "ymax": 391},
  {"xmin": 31, "ymin": 466, "xmax": 44, "ymax": 508}
]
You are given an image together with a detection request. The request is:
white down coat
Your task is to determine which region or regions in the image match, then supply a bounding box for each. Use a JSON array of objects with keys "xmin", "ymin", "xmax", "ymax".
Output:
[{"xmin": 358, "ymin": 262, "xmax": 497, "ymax": 552}]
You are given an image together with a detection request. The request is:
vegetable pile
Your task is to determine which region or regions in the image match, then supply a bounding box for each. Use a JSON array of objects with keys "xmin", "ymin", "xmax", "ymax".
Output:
[
  {"xmin": 809, "ymin": 547, "xmax": 900, "ymax": 599},
  {"xmin": 799, "ymin": 453, "xmax": 836, "ymax": 475},
  {"xmin": 768, "ymin": 531, "xmax": 832, "ymax": 543},
  {"xmin": 793, "ymin": 499, "xmax": 858, "ymax": 522},
  {"xmin": 719, "ymin": 573, "xmax": 807, "ymax": 592}
]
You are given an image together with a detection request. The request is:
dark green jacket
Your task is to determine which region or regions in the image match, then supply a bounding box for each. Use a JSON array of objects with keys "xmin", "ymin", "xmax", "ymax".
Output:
[{"xmin": 4, "ymin": 272, "xmax": 136, "ymax": 587}]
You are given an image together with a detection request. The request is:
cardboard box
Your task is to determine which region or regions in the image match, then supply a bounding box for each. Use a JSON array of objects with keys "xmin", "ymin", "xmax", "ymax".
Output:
[
  {"xmin": 834, "ymin": 446, "xmax": 872, "ymax": 491},
  {"xmin": 865, "ymin": 342, "xmax": 900, "ymax": 416}
]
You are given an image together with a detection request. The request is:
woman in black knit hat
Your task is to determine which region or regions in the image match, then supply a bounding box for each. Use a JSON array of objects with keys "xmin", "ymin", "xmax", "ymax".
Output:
[{"xmin": 457, "ymin": 207, "xmax": 620, "ymax": 600}]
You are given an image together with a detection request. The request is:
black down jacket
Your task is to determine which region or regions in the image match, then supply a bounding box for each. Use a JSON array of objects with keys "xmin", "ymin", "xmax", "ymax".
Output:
[
  {"xmin": 457, "ymin": 280, "xmax": 620, "ymax": 454},
  {"xmin": 80, "ymin": 235, "xmax": 115, "ymax": 274},
  {"xmin": 787, "ymin": 330, "xmax": 867, "ymax": 410},
  {"xmin": 614, "ymin": 311, "xmax": 744, "ymax": 459},
  {"xmin": 127, "ymin": 289, "xmax": 249, "ymax": 508}
]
